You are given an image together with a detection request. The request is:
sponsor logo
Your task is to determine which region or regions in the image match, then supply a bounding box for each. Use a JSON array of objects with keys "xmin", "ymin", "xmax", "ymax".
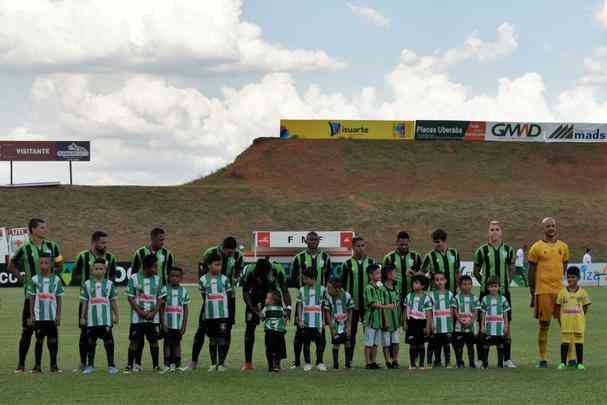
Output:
[
  {"xmin": 491, "ymin": 123, "xmax": 542, "ymax": 138},
  {"xmin": 207, "ymin": 293, "xmax": 225, "ymax": 301},
  {"xmin": 434, "ymin": 309, "xmax": 451, "ymax": 317},
  {"xmin": 0, "ymin": 271, "xmax": 20, "ymax": 285},
  {"xmin": 279, "ymin": 126, "xmax": 290, "ymax": 139},
  {"xmin": 572, "ymin": 127, "xmax": 607, "ymax": 141},
  {"xmin": 464, "ymin": 121, "xmax": 486, "ymax": 141},
  {"xmin": 57, "ymin": 142, "xmax": 90, "ymax": 159},
  {"xmin": 546, "ymin": 124, "xmax": 575, "ymax": 140},
  {"xmin": 393, "ymin": 122, "xmax": 407, "ymax": 138},
  {"xmin": 303, "ymin": 305, "xmax": 322, "ymax": 313},
  {"xmin": 165, "ymin": 305, "xmax": 183, "ymax": 314},
  {"xmin": 328, "ymin": 121, "xmax": 369, "ymax": 137},
  {"xmin": 91, "ymin": 297, "xmax": 109, "ymax": 305},
  {"xmin": 485, "ymin": 315, "xmax": 504, "ymax": 321},
  {"xmin": 16, "ymin": 147, "xmax": 51, "ymax": 156},
  {"xmin": 37, "ymin": 292, "xmax": 56, "ymax": 301}
]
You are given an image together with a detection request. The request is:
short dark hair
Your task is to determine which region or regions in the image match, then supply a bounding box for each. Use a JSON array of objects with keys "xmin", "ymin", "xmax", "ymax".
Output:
[
  {"xmin": 382, "ymin": 264, "xmax": 395, "ymax": 281},
  {"xmin": 432, "ymin": 271, "xmax": 445, "ymax": 281},
  {"xmin": 411, "ymin": 274, "xmax": 428, "ymax": 288},
  {"xmin": 306, "ymin": 231, "xmax": 319, "ymax": 238},
  {"xmin": 91, "ymin": 231, "xmax": 107, "ymax": 242},
  {"xmin": 142, "ymin": 254, "xmax": 157, "ymax": 269},
  {"xmin": 150, "ymin": 228, "xmax": 165, "ymax": 239},
  {"xmin": 255, "ymin": 258, "xmax": 272, "ymax": 274},
  {"xmin": 222, "ymin": 236, "xmax": 237, "ymax": 249},
  {"xmin": 205, "ymin": 251, "xmax": 222, "ymax": 265},
  {"xmin": 169, "ymin": 266, "xmax": 183, "ymax": 275},
  {"xmin": 486, "ymin": 276, "xmax": 499, "ymax": 287},
  {"xmin": 39, "ymin": 252, "xmax": 52, "ymax": 259},
  {"xmin": 366, "ymin": 263, "xmax": 381, "ymax": 275},
  {"xmin": 397, "ymin": 231, "xmax": 410, "ymax": 240},
  {"xmin": 302, "ymin": 269, "xmax": 317, "ymax": 280},
  {"xmin": 94, "ymin": 258, "xmax": 107, "ymax": 266},
  {"xmin": 567, "ymin": 266, "xmax": 580, "ymax": 279},
  {"xmin": 28, "ymin": 218, "xmax": 46, "ymax": 233},
  {"xmin": 431, "ymin": 229, "xmax": 447, "ymax": 242},
  {"xmin": 352, "ymin": 236, "xmax": 364, "ymax": 245},
  {"xmin": 268, "ymin": 290, "xmax": 282, "ymax": 305},
  {"xmin": 460, "ymin": 274, "xmax": 473, "ymax": 284}
]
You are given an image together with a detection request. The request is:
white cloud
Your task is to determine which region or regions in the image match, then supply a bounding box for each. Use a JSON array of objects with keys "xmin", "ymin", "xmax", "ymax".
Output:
[
  {"xmin": 596, "ymin": 0, "xmax": 607, "ymax": 29},
  {"xmin": 0, "ymin": 0, "xmax": 345, "ymax": 73},
  {"xmin": 347, "ymin": 3, "xmax": 390, "ymax": 27}
]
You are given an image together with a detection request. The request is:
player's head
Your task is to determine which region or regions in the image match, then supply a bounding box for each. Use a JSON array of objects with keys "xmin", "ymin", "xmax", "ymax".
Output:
[
  {"xmin": 431, "ymin": 229, "xmax": 448, "ymax": 251},
  {"xmin": 327, "ymin": 275, "xmax": 342, "ymax": 295},
  {"xmin": 28, "ymin": 218, "xmax": 48, "ymax": 239},
  {"xmin": 206, "ymin": 252, "xmax": 223, "ymax": 275},
  {"xmin": 566, "ymin": 266, "xmax": 580, "ymax": 287},
  {"xmin": 150, "ymin": 228, "xmax": 165, "ymax": 249},
  {"xmin": 460, "ymin": 274, "xmax": 473, "ymax": 293},
  {"xmin": 367, "ymin": 263, "xmax": 381, "ymax": 283},
  {"xmin": 254, "ymin": 258, "xmax": 272, "ymax": 277},
  {"xmin": 302, "ymin": 268, "xmax": 317, "ymax": 287},
  {"xmin": 352, "ymin": 236, "xmax": 366, "ymax": 257},
  {"xmin": 382, "ymin": 264, "xmax": 396, "ymax": 283},
  {"xmin": 92, "ymin": 258, "xmax": 107, "ymax": 280},
  {"xmin": 142, "ymin": 254, "xmax": 157, "ymax": 276},
  {"xmin": 488, "ymin": 221, "xmax": 503, "ymax": 244},
  {"xmin": 39, "ymin": 251, "xmax": 52, "ymax": 274},
  {"xmin": 433, "ymin": 272, "xmax": 446, "ymax": 289},
  {"xmin": 585, "ymin": 247, "xmax": 591, "ymax": 254},
  {"xmin": 396, "ymin": 231, "xmax": 410, "ymax": 253},
  {"xmin": 91, "ymin": 231, "xmax": 108, "ymax": 254},
  {"xmin": 168, "ymin": 267, "xmax": 183, "ymax": 286},
  {"xmin": 541, "ymin": 217, "xmax": 557, "ymax": 238},
  {"xmin": 265, "ymin": 290, "xmax": 282, "ymax": 306},
  {"xmin": 305, "ymin": 232, "xmax": 320, "ymax": 251},
  {"xmin": 486, "ymin": 276, "xmax": 499, "ymax": 295},
  {"xmin": 411, "ymin": 274, "xmax": 428, "ymax": 292},
  {"xmin": 222, "ymin": 236, "xmax": 238, "ymax": 257}
]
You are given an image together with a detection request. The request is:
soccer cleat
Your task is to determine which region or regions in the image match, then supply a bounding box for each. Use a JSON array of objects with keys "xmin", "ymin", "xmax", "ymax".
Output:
[
  {"xmin": 240, "ymin": 362, "xmax": 255, "ymax": 371},
  {"xmin": 14, "ymin": 367, "xmax": 26, "ymax": 374},
  {"xmin": 217, "ymin": 365, "xmax": 227, "ymax": 372},
  {"xmin": 371, "ymin": 363, "xmax": 381, "ymax": 369},
  {"xmin": 82, "ymin": 366, "xmax": 95, "ymax": 375},
  {"xmin": 108, "ymin": 367, "xmax": 119, "ymax": 375},
  {"xmin": 31, "ymin": 367, "xmax": 42, "ymax": 374},
  {"xmin": 408, "ymin": 365, "xmax": 417, "ymax": 370},
  {"xmin": 133, "ymin": 364, "xmax": 144, "ymax": 373},
  {"xmin": 504, "ymin": 360, "xmax": 517, "ymax": 368},
  {"xmin": 207, "ymin": 365, "xmax": 217, "ymax": 373},
  {"xmin": 123, "ymin": 366, "xmax": 132, "ymax": 374},
  {"xmin": 557, "ymin": 363, "xmax": 567, "ymax": 370},
  {"xmin": 50, "ymin": 367, "xmax": 63, "ymax": 373},
  {"xmin": 474, "ymin": 360, "xmax": 484, "ymax": 369},
  {"xmin": 456, "ymin": 362, "xmax": 465, "ymax": 369},
  {"xmin": 576, "ymin": 364, "xmax": 585, "ymax": 370},
  {"xmin": 385, "ymin": 362, "xmax": 394, "ymax": 369},
  {"xmin": 72, "ymin": 367, "xmax": 84, "ymax": 373},
  {"xmin": 392, "ymin": 362, "xmax": 400, "ymax": 369},
  {"xmin": 170, "ymin": 364, "xmax": 176, "ymax": 373},
  {"xmin": 303, "ymin": 363, "xmax": 313, "ymax": 372},
  {"xmin": 159, "ymin": 366, "xmax": 171, "ymax": 374},
  {"xmin": 537, "ymin": 361, "xmax": 548, "ymax": 369},
  {"xmin": 316, "ymin": 363, "xmax": 327, "ymax": 371},
  {"xmin": 290, "ymin": 363, "xmax": 300, "ymax": 370}
]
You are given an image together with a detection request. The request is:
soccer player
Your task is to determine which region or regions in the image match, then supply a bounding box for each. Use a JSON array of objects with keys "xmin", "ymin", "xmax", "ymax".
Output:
[
  {"xmin": 131, "ymin": 228, "xmax": 176, "ymax": 285},
  {"xmin": 556, "ymin": 267, "xmax": 590, "ymax": 370},
  {"xmin": 261, "ymin": 290, "xmax": 287, "ymax": 372},
  {"xmin": 125, "ymin": 254, "xmax": 166, "ymax": 373},
  {"xmin": 381, "ymin": 265, "xmax": 401, "ymax": 369},
  {"xmin": 28, "ymin": 252, "xmax": 64, "ymax": 373},
  {"xmin": 453, "ymin": 275, "xmax": 479, "ymax": 368},
  {"xmin": 528, "ymin": 217, "xmax": 570, "ymax": 368},
  {"xmin": 421, "ymin": 229, "xmax": 460, "ymax": 293},
  {"xmin": 473, "ymin": 221, "xmax": 517, "ymax": 368},
  {"xmin": 240, "ymin": 258, "xmax": 291, "ymax": 371},
  {"xmin": 479, "ymin": 277, "xmax": 510, "ymax": 368},
  {"xmin": 73, "ymin": 231, "xmax": 118, "ymax": 372},
  {"xmin": 428, "ymin": 272, "xmax": 455, "ymax": 368},
  {"xmin": 161, "ymin": 267, "xmax": 190, "ymax": 373},
  {"xmin": 325, "ymin": 275, "xmax": 354, "ymax": 369},
  {"xmin": 404, "ymin": 275, "xmax": 432, "ymax": 369},
  {"xmin": 296, "ymin": 269, "xmax": 328, "ymax": 371},
  {"xmin": 383, "ymin": 231, "xmax": 423, "ymax": 297},
  {"xmin": 9, "ymin": 218, "xmax": 63, "ymax": 373},
  {"xmin": 195, "ymin": 252, "xmax": 233, "ymax": 372},
  {"xmin": 340, "ymin": 236, "xmax": 373, "ymax": 367},
  {"xmin": 291, "ymin": 231, "xmax": 331, "ymax": 368},
  {"xmin": 363, "ymin": 264, "xmax": 390, "ymax": 370},
  {"xmin": 79, "ymin": 258, "xmax": 119, "ymax": 375}
]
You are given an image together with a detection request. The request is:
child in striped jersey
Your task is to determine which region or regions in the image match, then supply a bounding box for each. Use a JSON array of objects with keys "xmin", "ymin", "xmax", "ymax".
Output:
[
  {"xmin": 363, "ymin": 264, "xmax": 392, "ymax": 370},
  {"xmin": 404, "ymin": 275, "xmax": 432, "ymax": 369},
  {"xmin": 453, "ymin": 275, "xmax": 479, "ymax": 368},
  {"xmin": 28, "ymin": 253, "xmax": 64, "ymax": 373},
  {"xmin": 296, "ymin": 269, "xmax": 328, "ymax": 372},
  {"xmin": 428, "ymin": 272, "xmax": 455, "ymax": 368},
  {"xmin": 261, "ymin": 290, "xmax": 287, "ymax": 372},
  {"xmin": 381, "ymin": 265, "xmax": 401, "ymax": 369},
  {"xmin": 479, "ymin": 277, "xmax": 510, "ymax": 368},
  {"xmin": 160, "ymin": 267, "xmax": 190, "ymax": 373},
  {"xmin": 325, "ymin": 275, "xmax": 354, "ymax": 369},
  {"xmin": 79, "ymin": 258, "xmax": 119, "ymax": 375}
]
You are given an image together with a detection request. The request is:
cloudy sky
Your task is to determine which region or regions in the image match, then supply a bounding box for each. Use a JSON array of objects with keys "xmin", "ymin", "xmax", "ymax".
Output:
[{"xmin": 2, "ymin": 0, "xmax": 607, "ymax": 185}]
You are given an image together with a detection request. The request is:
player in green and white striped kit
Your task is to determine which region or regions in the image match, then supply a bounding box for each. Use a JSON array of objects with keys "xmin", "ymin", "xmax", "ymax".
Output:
[
  {"xmin": 453, "ymin": 275, "xmax": 479, "ymax": 368},
  {"xmin": 79, "ymin": 258, "xmax": 119, "ymax": 374},
  {"xmin": 261, "ymin": 290, "xmax": 287, "ymax": 372},
  {"xmin": 363, "ymin": 264, "xmax": 390, "ymax": 369},
  {"xmin": 161, "ymin": 267, "xmax": 190, "ymax": 373},
  {"xmin": 28, "ymin": 253, "xmax": 64, "ymax": 373},
  {"xmin": 479, "ymin": 277, "xmax": 511, "ymax": 368},
  {"xmin": 404, "ymin": 275, "xmax": 432, "ymax": 369},
  {"xmin": 296, "ymin": 269, "xmax": 328, "ymax": 371},
  {"xmin": 382, "ymin": 265, "xmax": 402, "ymax": 369},
  {"xmin": 325, "ymin": 275, "xmax": 354, "ymax": 369},
  {"xmin": 428, "ymin": 272, "xmax": 455, "ymax": 368}
]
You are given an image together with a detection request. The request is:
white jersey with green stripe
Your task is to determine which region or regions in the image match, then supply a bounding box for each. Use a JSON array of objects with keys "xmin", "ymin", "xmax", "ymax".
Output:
[
  {"xmin": 199, "ymin": 273, "xmax": 232, "ymax": 320},
  {"xmin": 126, "ymin": 273, "xmax": 166, "ymax": 324},
  {"xmin": 326, "ymin": 291, "xmax": 354, "ymax": 334},
  {"xmin": 297, "ymin": 284, "xmax": 327, "ymax": 329},
  {"xmin": 163, "ymin": 285, "xmax": 191, "ymax": 329},
  {"xmin": 480, "ymin": 294, "xmax": 510, "ymax": 336},
  {"xmin": 80, "ymin": 279, "xmax": 117, "ymax": 327},
  {"xmin": 28, "ymin": 275, "xmax": 64, "ymax": 321},
  {"xmin": 261, "ymin": 304, "xmax": 286, "ymax": 333},
  {"xmin": 404, "ymin": 291, "xmax": 432, "ymax": 320},
  {"xmin": 430, "ymin": 290, "xmax": 455, "ymax": 334},
  {"xmin": 454, "ymin": 293, "xmax": 480, "ymax": 333}
]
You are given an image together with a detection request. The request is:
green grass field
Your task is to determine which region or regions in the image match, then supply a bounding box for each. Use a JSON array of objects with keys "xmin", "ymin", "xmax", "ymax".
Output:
[{"xmin": 1, "ymin": 286, "xmax": 605, "ymax": 404}]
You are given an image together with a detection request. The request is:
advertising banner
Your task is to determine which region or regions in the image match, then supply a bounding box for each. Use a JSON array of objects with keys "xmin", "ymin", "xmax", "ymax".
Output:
[
  {"xmin": 486, "ymin": 122, "xmax": 550, "ymax": 142},
  {"xmin": 545, "ymin": 123, "xmax": 607, "ymax": 143},
  {"xmin": 255, "ymin": 231, "xmax": 353, "ymax": 249},
  {"xmin": 415, "ymin": 121, "xmax": 485, "ymax": 141},
  {"xmin": 0, "ymin": 141, "xmax": 91, "ymax": 161},
  {"xmin": 0, "ymin": 227, "xmax": 8, "ymax": 264},
  {"xmin": 8, "ymin": 227, "xmax": 29, "ymax": 257},
  {"xmin": 280, "ymin": 120, "xmax": 415, "ymax": 140}
]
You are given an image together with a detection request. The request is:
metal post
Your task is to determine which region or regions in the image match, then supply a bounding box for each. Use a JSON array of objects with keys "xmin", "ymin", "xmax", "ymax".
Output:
[
  {"xmin": 69, "ymin": 161, "xmax": 73, "ymax": 185},
  {"xmin": 10, "ymin": 160, "xmax": 13, "ymax": 185}
]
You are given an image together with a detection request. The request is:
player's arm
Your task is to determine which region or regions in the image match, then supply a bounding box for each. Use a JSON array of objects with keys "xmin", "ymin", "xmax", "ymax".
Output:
[
  {"xmin": 479, "ymin": 311, "xmax": 486, "ymax": 334},
  {"xmin": 53, "ymin": 243, "xmax": 64, "ymax": 279},
  {"xmin": 131, "ymin": 251, "xmax": 141, "ymax": 274},
  {"xmin": 473, "ymin": 263, "xmax": 482, "ymax": 287},
  {"xmin": 56, "ymin": 296, "xmax": 62, "ymax": 326},
  {"xmin": 108, "ymin": 256, "xmax": 118, "ymax": 283},
  {"xmin": 28, "ymin": 293, "xmax": 35, "ymax": 326},
  {"xmin": 324, "ymin": 254, "xmax": 332, "ymax": 285},
  {"xmin": 111, "ymin": 298, "xmax": 119, "ymax": 325},
  {"xmin": 504, "ymin": 311, "xmax": 509, "ymax": 336},
  {"xmin": 346, "ymin": 308, "xmax": 353, "ymax": 337},
  {"xmin": 324, "ymin": 307, "xmax": 335, "ymax": 336},
  {"xmin": 8, "ymin": 249, "xmax": 23, "ymax": 282},
  {"xmin": 425, "ymin": 310, "xmax": 432, "ymax": 335},
  {"xmin": 182, "ymin": 304, "xmax": 189, "ymax": 335},
  {"xmin": 421, "ymin": 254, "xmax": 431, "ymax": 278},
  {"xmin": 127, "ymin": 296, "xmax": 146, "ymax": 318},
  {"xmin": 295, "ymin": 301, "xmax": 303, "ymax": 328},
  {"xmin": 72, "ymin": 253, "xmax": 84, "ymax": 286},
  {"xmin": 527, "ymin": 262, "xmax": 537, "ymax": 294},
  {"xmin": 455, "ymin": 251, "xmax": 462, "ymax": 285},
  {"xmin": 80, "ymin": 298, "xmax": 88, "ymax": 327}
]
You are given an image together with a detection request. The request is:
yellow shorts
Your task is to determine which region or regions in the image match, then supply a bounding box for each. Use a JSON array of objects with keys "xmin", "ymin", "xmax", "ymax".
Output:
[
  {"xmin": 561, "ymin": 332, "xmax": 584, "ymax": 344},
  {"xmin": 533, "ymin": 294, "xmax": 558, "ymax": 322}
]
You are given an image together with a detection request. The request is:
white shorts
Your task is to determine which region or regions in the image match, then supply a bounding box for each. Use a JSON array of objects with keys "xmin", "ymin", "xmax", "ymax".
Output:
[
  {"xmin": 382, "ymin": 330, "xmax": 400, "ymax": 347},
  {"xmin": 364, "ymin": 327, "xmax": 382, "ymax": 347}
]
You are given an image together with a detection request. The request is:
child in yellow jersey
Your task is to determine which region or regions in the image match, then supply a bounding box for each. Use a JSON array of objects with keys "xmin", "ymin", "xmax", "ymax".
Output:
[{"xmin": 555, "ymin": 267, "xmax": 591, "ymax": 370}]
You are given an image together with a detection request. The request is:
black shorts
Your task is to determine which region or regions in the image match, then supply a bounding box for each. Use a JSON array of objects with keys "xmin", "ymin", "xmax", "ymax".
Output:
[
  {"xmin": 22, "ymin": 298, "xmax": 32, "ymax": 329},
  {"xmin": 332, "ymin": 332, "xmax": 349, "ymax": 346},
  {"xmin": 405, "ymin": 319, "xmax": 427, "ymax": 346},
  {"xmin": 130, "ymin": 323, "xmax": 160, "ymax": 343},
  {"xmin": 245, "ymin": 309, "xmax": 260, "ymax": 325},
  {"xmin": 229, "ymin": 296, "xmax": 236, "ymax": 325},
  {"xmin": 479, "ymin": 334, "xmax": 505, "ymax": 346},
  {"xmin": 164, "ymin": 329, "xmax": 183, "ymax": 345},
  {"xmin": 430, "ymin": 333, "xmax": 452, "ymax": 345},
  {"xmin": 87, "ymin": 326, "xmax": 113, "ymax": 341},
  {"xmin": 452, "ymin": 332, "xmax": 476, "ymax": 345},
  {"xmin": 265, "ymin": 330, "xmax": 286, "ymax": 360},
  {"xmin": 201, "ymin": 319, "xmax": 229, "ymax": 339},
  {"xmin": 479, "ymin": 290, "xmax": 513, "ymax": 322},
  {"xmin": 34, "ymin": 321, "xmax": 58, "ymax": 339}
]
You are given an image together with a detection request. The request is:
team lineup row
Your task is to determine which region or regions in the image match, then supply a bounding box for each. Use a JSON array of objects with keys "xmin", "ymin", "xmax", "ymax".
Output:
[{"xmin": 10, "ymin": 217, "xmax": 588, "ymax": 373}]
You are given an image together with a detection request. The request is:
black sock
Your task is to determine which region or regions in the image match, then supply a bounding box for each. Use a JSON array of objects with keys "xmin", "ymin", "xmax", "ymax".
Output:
[
  {"xmin": 79, "ymin": 329, "xmax": 88, "ymax": 367},
  {"xmin": 191, "ymin": 327, "xmax": 205, "ymax": 363},
  {"xmin": 104, "ymin": 340, "xmax": 115, "ymax": 368},
  {"xmin": 175, "ymin": 356, "xmax": 181, "ymax": 368},
  {"xmin": 294, "ymin": 330, "xmax": 302, "ymax": 366},
  {"xmin": 316, "ymin": 342, "xmax": 324, "ymax": 364},
  {"xmin": 150, "ymin": 344, "xmax": 160, "ymax": 368},
  {"xmin": 332, "ymin": 348, "xmax": 339, "ymax": 369},
  {"xmin": 418, "ymin": 346, "xmax": 425, "ymax": 367},
  {"xmin": 136, "ymin": 343, "xmax": 144, "ymax": 365},
  {"xmin": 504, "ymin": 338, "xmax": 511, "ymax": 361},
  {"xmin": 218, "ymin": 345, "xmax": 228, "ymax": 366},
  {"xmin": 35, "ymin": 339, "xmax": 43, "ymax": 368},
  {"xmin": 87, "ymin": 338, "xmax": 96, "ymax": 367},
  {"xmin": 345, "ymin": 346, "xmax": 353, "ymax": 367},
  {"xmin": 127, "ymin": 348, "xmax": 134, "ymax": 368},
  {"xmin": 575, "ymin": 343, "xmax": 583, "ymax": 364},
  {"xmin": 497, "ymin": 347, "xmax": 504, "ymax": 368},
  {"xmin": 210, "ymin": 344, "xmax": 218, "ymax": 365},
  {"xmin": 48, "ymin": 339, "xmax": 58, "ymax": 368},
  {"xmin": 18, "ymin": 328, "xmax": 34, "ymax": 368},
  {"xmin": 426, "ymin": 344, "xmax": 433, "ymax": 366},
  {"xmin": 467, "ymin": 343, "xmax": 475, "ymax": 367},
  {"xmin": 409, "ymin": 347, "xmax": 416, "ymax": 367},
  {"xmin": 443, "ymin": 343, "xmax": 450, "ymax": 366},
  {"xmin": 560, "ymin": 343, "xmax": 569, "ymax": 364},
  {"xmin": 482, "ymin": 345, "xmax": 489, "ymax": 367},
  {"xmin": 303, "ymin": 342, "xmax": 311, "ymax": 364},
  {"xmin": 245, "ymin": 338, "xmax": 254, "ymax": 364},
  {"xmin": 454, "ymin": 343, "xmax": 463, "ymax": 365},
  {"xmin": 163, "ymin": 341, "xmax": 171, "ymax": 367}
]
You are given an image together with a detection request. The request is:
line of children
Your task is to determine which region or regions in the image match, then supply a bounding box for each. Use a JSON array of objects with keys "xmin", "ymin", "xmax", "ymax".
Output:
[{"xmin": 295, "ymin": 269, "xmax": 327, "ymax": 371}]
